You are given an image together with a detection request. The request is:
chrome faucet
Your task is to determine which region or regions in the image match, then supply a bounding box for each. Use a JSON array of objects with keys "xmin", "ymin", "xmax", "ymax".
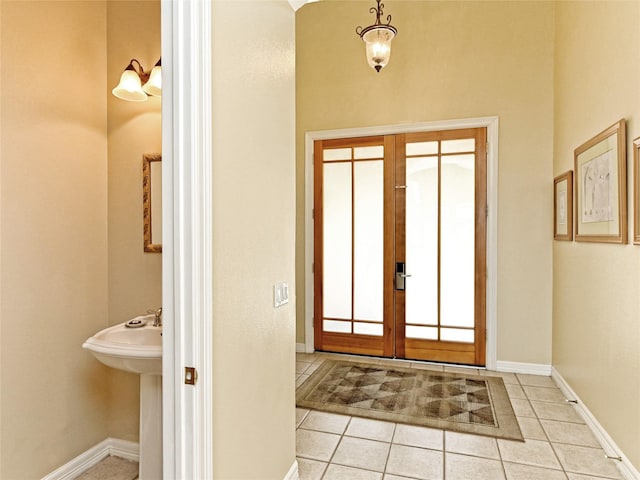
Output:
[{"xmin": 147, "ymin": 307, "xmax": 163, "ymax": 327}]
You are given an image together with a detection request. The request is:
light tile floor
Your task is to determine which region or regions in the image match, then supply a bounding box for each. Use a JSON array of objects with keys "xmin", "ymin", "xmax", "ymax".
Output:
[{"xmin": 295, "ymin": 352, "xmax": 624, "ymax": 480}]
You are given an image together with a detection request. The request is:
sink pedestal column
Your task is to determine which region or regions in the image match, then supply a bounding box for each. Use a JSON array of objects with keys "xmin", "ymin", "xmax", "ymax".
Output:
[{"xmin": 139, "ymin": 374, "xmax": 162, "ymax": 479}]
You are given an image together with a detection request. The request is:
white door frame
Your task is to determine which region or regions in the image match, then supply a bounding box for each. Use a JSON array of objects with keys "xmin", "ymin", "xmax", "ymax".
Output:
[
  {"xmin": 304, "ymin": 117, "xmax": 499, "ymax": 370},
  {"xmin": 161, "ymin": 1, "xmax": 213, "ymax": 478}
]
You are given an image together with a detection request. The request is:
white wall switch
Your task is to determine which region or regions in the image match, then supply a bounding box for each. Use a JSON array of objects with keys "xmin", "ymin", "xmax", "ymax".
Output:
[{"xmin": 274, "ymin": 282, "xmax": 289, "ymax": 308}]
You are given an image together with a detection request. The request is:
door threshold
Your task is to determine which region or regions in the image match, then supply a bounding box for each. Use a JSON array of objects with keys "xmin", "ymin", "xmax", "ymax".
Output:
[{"xmin": 312, "ymin": 350, "xmax": 487, "ymax": 371}]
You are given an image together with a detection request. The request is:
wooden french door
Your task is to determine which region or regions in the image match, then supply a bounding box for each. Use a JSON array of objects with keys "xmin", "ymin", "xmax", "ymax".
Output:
[{"xmin": 314, "ymin": 128, "xmax": 487, "ymax": 366}]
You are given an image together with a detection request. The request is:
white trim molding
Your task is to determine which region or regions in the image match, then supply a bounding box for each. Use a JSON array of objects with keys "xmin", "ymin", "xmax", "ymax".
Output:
[
  {"xmin": 552, "ymin": 368, "xmax": 640, "ymax": 480},
  {"xmin": 283, "ymin": 460, "xmax": 300, "ymax": 480},
  {"xmin": 107, "ymin": 438, "xmax": 139, "ymax": 463},
  {"xmin": 304, "ymin": 117, "xmax": 499, "ymax": 368},
  {"xmin": 162, "ymin": 0, "xmax": 214, "ymax": 478},
  {"xmin": 41, "ymin": 438, "xmax": 139, "ymax": 480},
  {"xmin": 496, "ymin": 361, "xmax": 552, "ymax": 376}
]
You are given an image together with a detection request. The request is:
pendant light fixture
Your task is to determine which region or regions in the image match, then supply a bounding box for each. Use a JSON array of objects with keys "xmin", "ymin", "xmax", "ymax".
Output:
[
  {"xmin": 112, "ymin": 58, "xmax": 162, "ymax": 102},
  {"xmin": 356, "ymin": 0, "xmax": 397, "ymax": 73}
]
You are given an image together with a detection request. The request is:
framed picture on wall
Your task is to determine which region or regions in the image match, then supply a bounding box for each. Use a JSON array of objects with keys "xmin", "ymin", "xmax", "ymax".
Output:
[
  {"xmin": 143, "ymin": 153, "xmax": 163, "ymax": 253},
  {"xmin": 554, "ymin": 170, "xmax": 573, "ymax": 241},
  {"xmin": 574, "ymin": 119, "xmax": 627, "ymax": 244},
  {"xmin": 634, "ymin": 137, "xmax": 640, "ymax": 244}
]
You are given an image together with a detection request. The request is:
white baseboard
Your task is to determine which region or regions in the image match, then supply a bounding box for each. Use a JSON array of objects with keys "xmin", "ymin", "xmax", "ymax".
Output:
[
  {"xmin": 296, "ymin": 342, "xmax": 308, "ymax": 353},
  {"xmin": 495, "ymin": 360, "xmax": 552, "ymax": 376},
  {"xmin": 107, "ymin": 438, "xmax": 139, "ymax": 463},
  {"xmin": 41, "ymin": 438, "xmax": 139, "ymax": 480},
  {"xmin": 551, "ymin": 368, "xmax": 639, "ymax": 480},
  {"xmin": 283, "ymin": 460, "xmax": 299, "ymax": 480}
]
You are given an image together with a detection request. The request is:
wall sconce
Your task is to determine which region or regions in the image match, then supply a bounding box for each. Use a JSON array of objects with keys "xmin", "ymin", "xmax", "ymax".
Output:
[
  {"xmin": 112, "ymin": 58, "xmax": 162, "ymax": 102},
  {"xmin": 355, "ymin": 0, "xmax": 397, "ymax": 73}
]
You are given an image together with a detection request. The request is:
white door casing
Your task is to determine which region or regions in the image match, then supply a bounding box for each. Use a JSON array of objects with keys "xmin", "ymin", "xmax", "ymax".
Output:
[{"xmin": 161, "ymin": 0, "xmax": 213, "ymax": 478}]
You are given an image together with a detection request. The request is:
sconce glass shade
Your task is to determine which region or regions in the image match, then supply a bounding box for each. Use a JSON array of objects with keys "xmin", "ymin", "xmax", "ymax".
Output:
[
  {"xmin": 142, "ymin": 59, "xmax": 162, "ymax": 97},
  {"xmin": 362, "ymin": 26, "xmax": 396, "ymax": 72},
  {"xmin": 112, "ymin": 67, "xmax": 148, "ymax": 102}
]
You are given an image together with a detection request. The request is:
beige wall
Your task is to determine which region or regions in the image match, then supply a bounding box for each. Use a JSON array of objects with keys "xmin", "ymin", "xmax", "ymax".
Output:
[
  {"xmin": 296, "ymin": 1, "xmax": 555, "ymax": 365},
  {"xmin": 553, "ymin": 1, "xmax": 640, "ymax": 468},
  {"xmin": 106, "ymin": 0, "xmax": 162, "ymax": 443},
  {"xmin": 211, "ymin": 1, "xmax": 297, "ymax": 478},
  {"xmin": 0, "ymin": 2, "xmax": 110, "ymax": 477},
  {"xmin": 0, "ymin": 1, "xmax": 162, "ymax": 475}
]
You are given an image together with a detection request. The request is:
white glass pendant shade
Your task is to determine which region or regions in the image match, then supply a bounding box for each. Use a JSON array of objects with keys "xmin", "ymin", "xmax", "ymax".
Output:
[
  {"xmin": 112, "ymin": 68, "xmax": 148, "ymax": 102},
  {"xmin": 362, "ymin": 26, "xmax": 395, "ymax": 72},
  {"xmin": 143, "ymin": 59, "xmax": 162, "ymax": 97}
]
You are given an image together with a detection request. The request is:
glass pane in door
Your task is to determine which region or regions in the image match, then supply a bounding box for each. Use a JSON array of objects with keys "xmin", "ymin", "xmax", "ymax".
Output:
[
  {"xmin": 323, "ymin": 162, "xmax": 352, "ymax": 319},
  {"xmin": 440, "ymin": 154, "xmax": 475, "ymax": 339},
  {"xmin": 353, "ymin": 160, "xmax": 384, "ymax": 327},
  {"xmin": 405, "ymin": 156, "xmax": 438, "ymax": 330}
]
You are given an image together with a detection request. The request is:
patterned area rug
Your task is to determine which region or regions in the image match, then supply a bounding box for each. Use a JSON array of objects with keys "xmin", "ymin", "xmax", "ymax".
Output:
[{"xmin": 297, "ymin": 360, "xmax": 523, "ymax": 441}]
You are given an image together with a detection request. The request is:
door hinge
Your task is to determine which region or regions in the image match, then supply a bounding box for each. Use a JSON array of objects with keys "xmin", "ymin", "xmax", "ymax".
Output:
[
  {"xmin": 486, "ymin": 142, "xmax": 489, "ymax": 155},
  {"xmin": 486, "ymin": 205, "xmax": 489, "ymax": 218},
  {"xmin": 312, "ymin": 262, "xmax": 314, "ymax": 273},
  {"xmin": 312, "ymin": 208, "xmax": 315, "ymax": 220},
  {"xmin": 184, "ymin": 366, "xmax": 198, "ymax": 385}
]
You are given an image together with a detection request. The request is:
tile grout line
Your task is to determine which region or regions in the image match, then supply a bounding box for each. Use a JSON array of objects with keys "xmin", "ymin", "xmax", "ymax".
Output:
[
  {"xmin": 319, "ymin": 415, "xmax": 351, "ymax": 479},
  {"xmin": 493, "ymin": 419, "xmax": 508, "ymax": 480},
  {"xmin": 442, "ymin": 428, "xmax": 447, "ymax": 480},
  {"xmin": 380, "ymin": 422, "xmax": 397, "ymax": 479}
]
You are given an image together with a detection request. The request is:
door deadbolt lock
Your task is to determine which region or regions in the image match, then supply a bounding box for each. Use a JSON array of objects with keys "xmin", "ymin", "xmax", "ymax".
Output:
[{"xmin": 395, "ymin": 262, "xmax": 411, "ymax": 291}]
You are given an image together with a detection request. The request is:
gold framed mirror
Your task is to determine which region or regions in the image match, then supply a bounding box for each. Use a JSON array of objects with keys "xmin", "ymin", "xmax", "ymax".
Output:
[{"xmin": 143, "ymin": 153, "xmax": 162, "ymax": 253}]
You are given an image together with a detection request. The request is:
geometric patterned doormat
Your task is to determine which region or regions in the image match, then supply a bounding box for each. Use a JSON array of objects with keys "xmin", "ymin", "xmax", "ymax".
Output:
[{"xmin": 296, "ymin": 360, "xmax": 523, "ymax": 441}]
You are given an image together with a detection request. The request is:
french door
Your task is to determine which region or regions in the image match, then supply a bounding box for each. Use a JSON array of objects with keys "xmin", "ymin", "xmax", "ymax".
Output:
[{"xmin": 313, "ymin": 128, "xmax": 487, "ymax": 365}]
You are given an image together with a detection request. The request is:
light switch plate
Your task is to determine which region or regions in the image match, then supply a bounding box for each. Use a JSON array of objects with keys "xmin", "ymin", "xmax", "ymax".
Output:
[{"xmin": 274, "ymin": 282, "xmax": 289, "ymax": 308}]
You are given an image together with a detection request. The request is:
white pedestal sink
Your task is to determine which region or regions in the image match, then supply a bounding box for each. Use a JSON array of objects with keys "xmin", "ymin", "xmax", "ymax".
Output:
[{"xmin": 82, "ymin": 315, "xmax": 162, "ymax": 480}]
